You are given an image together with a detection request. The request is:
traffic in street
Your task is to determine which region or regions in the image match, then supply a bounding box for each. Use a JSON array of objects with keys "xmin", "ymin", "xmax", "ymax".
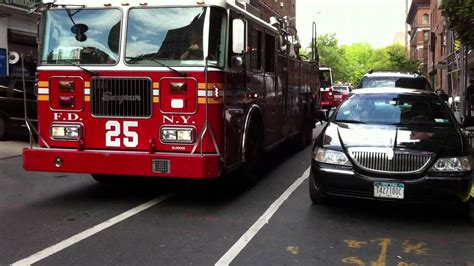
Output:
[{"xmin": 1, "ymin": 131, "xmax": 473, "ymax": 265}]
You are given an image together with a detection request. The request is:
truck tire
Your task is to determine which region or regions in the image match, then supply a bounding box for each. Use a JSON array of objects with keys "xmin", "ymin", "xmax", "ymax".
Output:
[
  {"xmin": 240, "ymin": 122, "xmax": 264, "ymax": 187},
  {"xmin": 294, "ymin": 113, "xmax": 312, "ymax": 150}
]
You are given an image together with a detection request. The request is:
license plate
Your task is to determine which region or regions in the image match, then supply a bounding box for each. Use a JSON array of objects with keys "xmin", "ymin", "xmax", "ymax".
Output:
[
  {"xmin": 334, "ymin": 95, "xmax": 342, "ymax": 99},
  {"xmin": 374, "ymin": 182, "xmax": 404, "ymax": 199}
]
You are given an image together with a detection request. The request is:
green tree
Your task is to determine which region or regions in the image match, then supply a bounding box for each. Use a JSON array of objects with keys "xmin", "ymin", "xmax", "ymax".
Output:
[
  {"xmin": 371, "ymin": 44, "xmax": 419, "ymax": 72},
  {"xmin": 440, "ymin": 0, "xmax": 474, "ymax": 47},
  {"xmin": 308, "ymin": 34, "xmax": 419, "ymax": 86},
  {"xmin": 340, "ymin": 43, "xmax": 374, "ymax": 85},
  {"xmin": 314, "ymin": 33, "xmax": 347, "ymax": 82}
]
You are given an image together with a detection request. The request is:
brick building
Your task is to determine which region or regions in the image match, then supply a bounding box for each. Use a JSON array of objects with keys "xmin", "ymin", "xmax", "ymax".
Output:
[
  {"xmin": 427, "ymin": 0, "xmax": 451, "ymax": 94},
  {"xmin": 249, "ymin": 0, "xmax": 296, "ymax": 27},
  {"xmin": 406, "ymin": 0, "xmax": 430, "ymax": 75}
]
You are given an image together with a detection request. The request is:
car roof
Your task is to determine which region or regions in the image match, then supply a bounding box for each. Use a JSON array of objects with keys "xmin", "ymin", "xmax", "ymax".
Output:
[
  {"xmin": 362, "ymin": 71, "xmax": 420, "ymax": 78},
  {"xmin": 353, "ymin": 87, "xmax": 437, "ymax": 96}
]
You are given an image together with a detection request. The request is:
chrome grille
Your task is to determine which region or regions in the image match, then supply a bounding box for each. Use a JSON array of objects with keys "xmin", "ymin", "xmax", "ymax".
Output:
[
  {"xmin": 91, "ymin": 77, "xmax": 152, "ymax": 117},
  {"xmin": 153, "ymin": 159, "xmax": 171, "ymax": 174},
  {"xmin": 349, "ymin": 148, "xmax": 434, "ymax": 173}
]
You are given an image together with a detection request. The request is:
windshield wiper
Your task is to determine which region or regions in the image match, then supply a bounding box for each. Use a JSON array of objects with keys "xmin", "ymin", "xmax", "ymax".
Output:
[
  {"xmin": 41, "ymin": 59, "xmax": 98, "ymax": 76},
  {"xmin": 127, "ymin": 54, "xmax": 186, "ymax": 77},
  {"xmin": 335, "ymin": 119, "xmax": 366, "ymax": 124}
]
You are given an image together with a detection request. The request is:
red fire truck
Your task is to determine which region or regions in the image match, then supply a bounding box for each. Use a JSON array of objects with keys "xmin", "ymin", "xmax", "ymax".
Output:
[
  {"xmin": 23, "ymin": 0, "xmax": 320, "ymax": 183},
  {"xmin": 319, "ymin": 67, "xmax": 335, "ymax": 110}
]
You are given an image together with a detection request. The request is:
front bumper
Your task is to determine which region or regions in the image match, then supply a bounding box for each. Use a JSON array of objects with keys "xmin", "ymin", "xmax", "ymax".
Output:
[
  {"xmin": 310, "ymin": 162, "xmax": 473, "ymax": 203},
  {"xmin": 23, "ymin": 147, "xmax": 221, "ymax": 179}
]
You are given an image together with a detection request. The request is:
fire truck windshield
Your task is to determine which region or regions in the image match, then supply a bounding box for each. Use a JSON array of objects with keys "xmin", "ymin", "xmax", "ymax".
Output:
[
  {"xmin": 125, "ymin": 7, "xmax": 226, "ymax": 67},
  {"xmin": 40, "ymin": 8, "xmax": 122, "ymax": 65}
]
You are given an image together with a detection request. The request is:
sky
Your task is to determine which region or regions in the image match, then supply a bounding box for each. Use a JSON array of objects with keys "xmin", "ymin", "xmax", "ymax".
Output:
[{"xmin": 296, "ymin": 0, "xmax": 411, "ymax": 48}]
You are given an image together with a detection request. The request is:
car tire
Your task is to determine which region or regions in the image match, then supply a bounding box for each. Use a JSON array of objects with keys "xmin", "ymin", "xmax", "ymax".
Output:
[
  {"xmin": 461, "ymin": 198, "xmax": 474, "ymax": 223},
  {"xmin": 309, "ymin": 171, "xmax": 328, "ymax": 204}
]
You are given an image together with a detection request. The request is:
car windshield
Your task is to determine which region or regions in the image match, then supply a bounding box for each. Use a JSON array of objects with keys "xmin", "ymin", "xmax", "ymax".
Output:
[
  {"xmin": 333, "ymin": 86, "xmax": 349, "ymax": 92},
  {"xmin": 335, "ymin": 93, "xmax": 453, "ymax": 126},
  {"xmin": 360, "ymin": 76, "xmax": 432, "ymax": 90},
  {"xmin": 125, "ymin": 7, "xmax": 226, "ymax": 67},
  {"xmin": 319, "ymin": 69, "xmax": 332, "ymax": 88},
  {"xmin": 40, "ymin": 9, "xmax": 122, "ymax": 65}
]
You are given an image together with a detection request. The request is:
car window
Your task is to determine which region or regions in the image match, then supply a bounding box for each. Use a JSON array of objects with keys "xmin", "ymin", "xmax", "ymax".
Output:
[
  {"xmin": 333, "ymin": 86, "xmax": 348, "ymax": 93},
  {"xmin": 360, "ymin": 76, "xmax": 431, "ymax": 90},
  {"xmin": 335, "ymin": 93, "xmax": 452, "ymax": 126}
]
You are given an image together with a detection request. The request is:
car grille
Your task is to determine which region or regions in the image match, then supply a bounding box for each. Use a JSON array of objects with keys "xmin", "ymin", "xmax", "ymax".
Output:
[
  {"xmin": 348, "ymin": 148, "xmax": 434, "ymax": 174},
  {"xmin": 91, "ymin": 77, "xmax": 152, "ymax": 117}
]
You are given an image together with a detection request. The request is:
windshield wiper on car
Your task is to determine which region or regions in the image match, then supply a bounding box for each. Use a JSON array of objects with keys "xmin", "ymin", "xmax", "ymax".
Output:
[
  {"xmin": 335, "ymin": 119, "xmax": 366, "ymax": 124},
  {"xmin": 126, "ymin": 54, "xmax": 186, "ymax": 77},
  {"xmin": 40, "ymin": 59, "xmax": 98, "ymax": 76}
]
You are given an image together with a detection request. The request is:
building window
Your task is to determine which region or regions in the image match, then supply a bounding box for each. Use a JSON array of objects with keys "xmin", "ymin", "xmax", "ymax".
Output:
[
  {"xmin": 423, "ymin": 31, "xmax": 429, "ymax": 42},
  {"xmin": 422, "ymin": 14, "xmax": 429, "ymax": 25}
]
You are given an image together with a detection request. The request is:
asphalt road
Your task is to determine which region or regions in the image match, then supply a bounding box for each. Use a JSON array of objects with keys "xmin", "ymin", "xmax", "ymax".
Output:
[{"xmin": 0, "ymin": 128, "xmax": 473, "ymax": 266}]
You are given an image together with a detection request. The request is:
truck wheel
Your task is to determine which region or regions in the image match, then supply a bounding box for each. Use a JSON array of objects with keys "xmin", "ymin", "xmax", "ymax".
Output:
[
  {"xmin": 309, "ymin": 172, "xmax": 328, "ymax": 204},
  {"xmin": 295, "ymin": 115, "xmax": 312, "ymax": 150},
  {"xmin": 241, "ymin": 123, "xmax": 263, "ymax": 187},
  {"xmin": 0, "ymin": 116, "xmax": 6, "ymax": 140}
]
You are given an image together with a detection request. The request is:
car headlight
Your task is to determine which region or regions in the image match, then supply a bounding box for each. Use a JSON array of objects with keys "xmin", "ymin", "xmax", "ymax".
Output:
[
  {"xmin": 313, "ymin": 147, "xmax": 351, "ymax": 166},
  {"xmin": 429, "ymin": 157, "xmax": 471, "ymax": 172},
  {"xmin": 161, "ymin": 128, "xmax": 194, "ymax": 143},
  {"xmin": 50, "ymin": 124, "xmax": 82, "ymax": 140}
]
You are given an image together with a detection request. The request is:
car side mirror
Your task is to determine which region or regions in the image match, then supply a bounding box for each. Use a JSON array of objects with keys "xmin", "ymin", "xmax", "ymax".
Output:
[
  {"xmin": 439, "ymin": 93, "xmax": 449, "ymax": 102},
  {"xmin": 315, "ymin": 110, "xmax": 328, "ymax": 121}
]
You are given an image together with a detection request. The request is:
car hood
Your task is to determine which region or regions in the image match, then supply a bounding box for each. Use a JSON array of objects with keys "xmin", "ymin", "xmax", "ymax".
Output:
[{"xmin": 324, "ymin": 122, "xmax": 464, "ymax": 156}]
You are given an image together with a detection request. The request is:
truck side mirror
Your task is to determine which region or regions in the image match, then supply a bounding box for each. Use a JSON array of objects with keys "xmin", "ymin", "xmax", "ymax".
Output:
[{"xmin": 231, "ymin": 55, "xmax": 243, "ymax": 68}]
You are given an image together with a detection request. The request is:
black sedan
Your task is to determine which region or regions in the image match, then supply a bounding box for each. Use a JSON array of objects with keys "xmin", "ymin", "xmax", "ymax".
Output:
[{"xmin": 310, "ymin": 88, "xmax": 473, "ymax": 219}]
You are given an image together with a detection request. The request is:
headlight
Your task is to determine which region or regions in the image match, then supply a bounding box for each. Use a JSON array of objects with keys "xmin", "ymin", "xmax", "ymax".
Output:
[
  {"xmin": 429, "ymin": 157, "xmax": 471, "ymax": 172},
  {"xmin": 50, "ymin": 124, "xmax": 81, "ymax": 140},
  {"xmin": 161, "ymin": 128, "xmax": 194, "ymax": 143},
  {"xmin": 313, "ymin": 147, "xmax": 351, "ymax": 166}
]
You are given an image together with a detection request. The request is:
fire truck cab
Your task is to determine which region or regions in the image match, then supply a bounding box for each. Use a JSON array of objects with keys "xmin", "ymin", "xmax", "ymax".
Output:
[{"xmin": 319, "ymin": 67, "xmax": 334, "ymax": 110}]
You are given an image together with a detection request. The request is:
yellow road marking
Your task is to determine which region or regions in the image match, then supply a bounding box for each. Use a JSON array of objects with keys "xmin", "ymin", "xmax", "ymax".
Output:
[{"xmin": 371, "ymin": 238, "xmax": 391, "ymax": 266}]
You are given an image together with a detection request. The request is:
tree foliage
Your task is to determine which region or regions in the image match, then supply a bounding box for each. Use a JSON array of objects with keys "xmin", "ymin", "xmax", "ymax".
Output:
[
  {"xmin": 440, "ymin": 0, "xmax": 474, "ymax": 47},
  {"xmin": 315, "ymin": 33, "xmax": 346, "ymax": 82},
  {"xmin": 306, "ymin": 33, "xmax": 420, "ymax": 85}
]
